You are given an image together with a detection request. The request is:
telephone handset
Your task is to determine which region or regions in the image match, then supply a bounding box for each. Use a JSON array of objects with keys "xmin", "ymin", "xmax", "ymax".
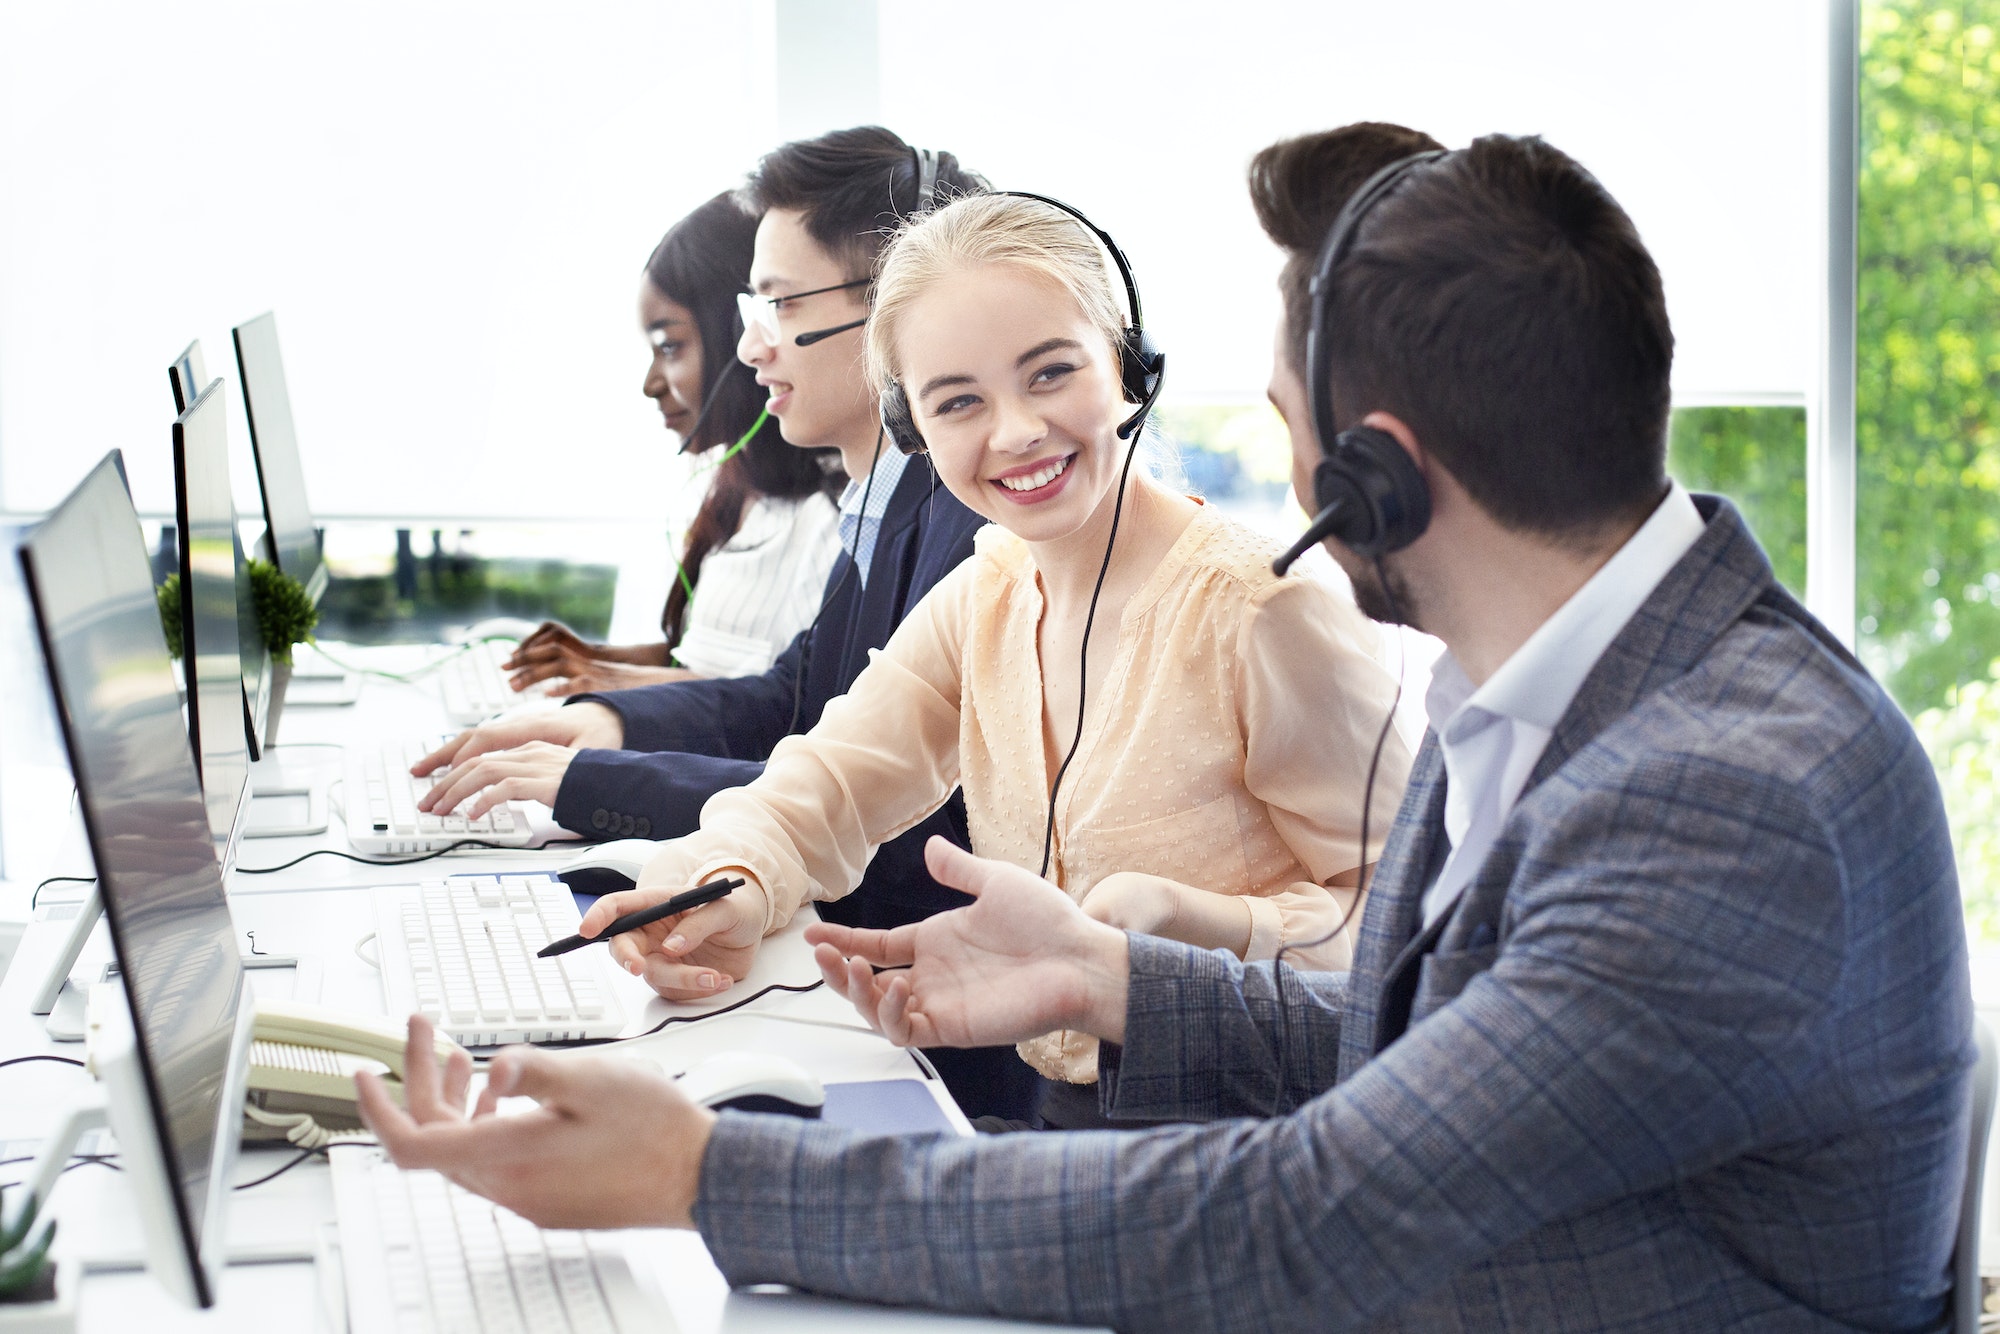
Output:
[{"xmin": 244, "ymin": 998, "xmax": 463, "ymax": 1147}]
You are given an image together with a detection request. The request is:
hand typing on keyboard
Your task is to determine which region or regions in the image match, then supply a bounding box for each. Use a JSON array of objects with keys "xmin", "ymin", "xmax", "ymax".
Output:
[
  {"xmin": 416, "ymin": 741, "xmax": 577, "ymax": 822},
  {"xmin": 412, "ymin": 705, "xmax": 624, "ymax": 815},
  {"xmin": 356, "ymin": 1014, "xmax": 716, "ymax": 1232},
  {"xmin": 416, "ymin": 704, "xmax": 626, "ymax": 775}
]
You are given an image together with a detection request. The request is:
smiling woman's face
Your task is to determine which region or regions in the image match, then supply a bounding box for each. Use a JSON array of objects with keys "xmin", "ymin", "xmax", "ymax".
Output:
[{"xmin": 894, "ymin": 263, "xmax": 1126, "ymax": 545}]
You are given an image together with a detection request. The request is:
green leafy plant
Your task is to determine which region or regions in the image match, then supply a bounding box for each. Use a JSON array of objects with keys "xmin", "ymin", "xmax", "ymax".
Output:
[
  {"xmin": 155, "ymin": 573, "xmax": 184, "ymax": 659},
  {"xmin": 0, "ymin": 1186, "xmax": 55, "ymax": 1301},
  {"xmin": 154, "ymin": 559, "xmax": 317, "ymax": 666},
  {"xmin": 247, "ymin": 557, "xmax": 318, "ymax": 666}
]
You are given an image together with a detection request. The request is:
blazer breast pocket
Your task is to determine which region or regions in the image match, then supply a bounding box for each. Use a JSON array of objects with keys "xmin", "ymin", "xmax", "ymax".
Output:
[{"xmin": 1411, "ymin": 942, "xmax": 1500, "ymax": 1027}]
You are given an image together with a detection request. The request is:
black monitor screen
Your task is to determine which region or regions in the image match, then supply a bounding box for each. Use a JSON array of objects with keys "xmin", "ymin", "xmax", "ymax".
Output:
[
  {"xmin": 234, "ymin": 526, "xmax": 269, "ymax": 758},
  {"xmin": 167, "ymin": 339, "xmax": 270, "ymax": 758},
  {"xmin": 173, "ymin": 380, "xmax": 252, "ymax": 857},
  {"xmin": 168, "ymin": 340, "xmax": 206, "ymax": 415},
  {"xmin": 231, "ymin": 313, "xmax": 324, "ymax": 602},
  {"xmin": 19, "ymin": 451, "xmax": 245, "ymax": 1303}
]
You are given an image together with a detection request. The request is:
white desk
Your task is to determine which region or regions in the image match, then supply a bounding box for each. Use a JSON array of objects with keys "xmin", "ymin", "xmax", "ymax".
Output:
[{"xmin": 0, "ymin": 644, "xmax": 1094, "ymax": 1332}]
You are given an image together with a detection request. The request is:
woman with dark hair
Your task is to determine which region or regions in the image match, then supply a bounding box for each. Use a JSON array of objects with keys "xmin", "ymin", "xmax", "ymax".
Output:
[{"xmin": 504, "ymin": 192, "xmax": 844, "ymax": 694}]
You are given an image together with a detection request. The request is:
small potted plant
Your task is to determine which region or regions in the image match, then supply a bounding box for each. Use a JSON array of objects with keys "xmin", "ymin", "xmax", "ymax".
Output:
[
  {"xmin": 157, "ymin": 558, "xmax": 318, "ymax": 744},
  {"xmin": 0, "ymin": 1182, "xmax": 71, "ymax": 1331}
]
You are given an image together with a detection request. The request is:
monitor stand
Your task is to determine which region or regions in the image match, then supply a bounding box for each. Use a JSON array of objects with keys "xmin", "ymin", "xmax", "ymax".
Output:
[
  {"xmin": 242, "ymin": 777, "xmax": 330, "ymax": 839},
  {"xmin": 286, "ymin": 643, "xmax": 361, "ymax": 705},
  {"xmin": 32, "ymin": 885, "xmax": 318, "ymax": 1040}
]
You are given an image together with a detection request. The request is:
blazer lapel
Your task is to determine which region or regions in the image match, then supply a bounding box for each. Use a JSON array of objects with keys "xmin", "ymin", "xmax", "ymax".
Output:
[
  {"xmin": 1345, "ymin": 497, "xmax": 1784, "ymax": 1068},
  {"xmin": 1339, "ymin": 734, "xmax": 1448, "ymax": 1080},
  {"xmin": 1522, "ymin": 494, "xmax": 1776, "ymax": 799},
  {"xmin": 827, "ymin": 460, "xmax": 936, "ymax": 687}
]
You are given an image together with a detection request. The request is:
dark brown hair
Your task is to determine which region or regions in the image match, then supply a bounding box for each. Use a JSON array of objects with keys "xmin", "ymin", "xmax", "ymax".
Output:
[
  {"xmin": 644, "ymin": 192, "xmax": 842, "ymax": 650},
  {"xmin": 1248, "ymin": 122, "xmax": 1446, "ymax": 374},
  {"xmin": 1319, "ymin": 135, "xmax": 1673, "ymax": 536},
  {"xmin": 741, "ymin": 126, "xmax": 987, "ymax": 280}
]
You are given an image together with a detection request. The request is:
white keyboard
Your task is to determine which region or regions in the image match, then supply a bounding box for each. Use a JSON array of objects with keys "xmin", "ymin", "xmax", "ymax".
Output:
[
  {"xmin": 439, "ymin": 640, "xmax": 546, "ymax": 725},
  {"xmin": 345, "ymin": 740, "xmax": 535, "ymax": 855},
  {"xmin": 331, "ymin": 1145, "xmax": 653, "ymax": 1334},
  {"xmin": 373, "ymin": 875, "xmax": 628, "ymax": 1045}
]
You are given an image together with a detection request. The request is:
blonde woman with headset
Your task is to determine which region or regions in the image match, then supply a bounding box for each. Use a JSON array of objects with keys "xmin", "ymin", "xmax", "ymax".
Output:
[{"xmin": 579, "ymin": 191, "xmax": 1411, "ymax": 1128}]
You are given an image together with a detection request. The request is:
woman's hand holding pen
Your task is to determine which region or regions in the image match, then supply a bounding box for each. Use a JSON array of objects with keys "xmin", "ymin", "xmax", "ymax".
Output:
[{"xmin": 579, "ymin": 849, "xmax": 772, "ymax": 1001}]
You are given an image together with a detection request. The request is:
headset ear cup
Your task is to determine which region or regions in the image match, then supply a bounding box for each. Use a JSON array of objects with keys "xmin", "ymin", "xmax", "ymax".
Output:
[
  {"xmin": 881, "ymin": 381, "xmax": 928, "ymax": 456},
  {"xmin": 1121, "ymin": 328, "xmax": 1164, "ymax": 405},
  {"xmin": 1315, "ymin": 425, "xmax": 1432, "ymax": 558}
]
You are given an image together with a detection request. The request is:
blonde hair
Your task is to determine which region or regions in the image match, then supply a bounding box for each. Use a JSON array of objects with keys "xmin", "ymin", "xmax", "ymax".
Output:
[{"xmin": 866, "ymin": 193, "xmax": 1130, "ymax": 395}]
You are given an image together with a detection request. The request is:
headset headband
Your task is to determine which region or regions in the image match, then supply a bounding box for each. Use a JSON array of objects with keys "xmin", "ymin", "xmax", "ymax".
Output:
[
  {"xmin": 1305, "ymin": 150, "xmax": 1447, "ymax": 457},
  {"xmin": 878, "ymin": 188, "xmax": 1164, "ymax": 452},
  {"xmin": 912, "ymin": 146, "xmax": 939, "ymax": 212},
  {"xmin": 998, "ymin": 189, "xmax": 1146, "ymax": 336}
]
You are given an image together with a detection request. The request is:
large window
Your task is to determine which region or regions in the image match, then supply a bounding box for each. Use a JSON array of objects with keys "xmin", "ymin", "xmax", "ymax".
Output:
[
  {"xmin": 1668, "ymin": 407, "xmax": 1806, "ymax": 596},
  {"xmin": 1859, "ymin": 2, "xmax": 2000, "ymax": 940}
]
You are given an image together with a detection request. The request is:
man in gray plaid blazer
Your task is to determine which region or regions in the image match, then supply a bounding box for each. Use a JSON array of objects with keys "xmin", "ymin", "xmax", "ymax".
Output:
[{"xmin": 361, "ymin": 130, "xmax": 1974, "ymax": 1332}]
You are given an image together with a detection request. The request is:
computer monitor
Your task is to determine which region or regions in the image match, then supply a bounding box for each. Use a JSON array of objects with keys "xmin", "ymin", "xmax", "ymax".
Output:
[
  {"xmin": 172, "ymin": 379, "xmax": 252, "ymax": 864},
  {"xmin": 167, "ymin": 340, "xmax": 206, "ymax": 414},
  {"xmin": 18, "ymin": 450, "xmax": 254, "ymax": 1310},
  {"xmin": 167, "ymin": 340, "xmax": 272, "ymax": 760},
  {"xmin": 231, "ymin": 312, "xmax": 327, "ymax": 605}
]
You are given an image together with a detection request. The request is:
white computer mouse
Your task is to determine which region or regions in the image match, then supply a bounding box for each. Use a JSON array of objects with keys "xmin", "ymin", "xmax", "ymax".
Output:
[
  {"xmin": 675, "ymin": 1050, "xmax": 825, "ymax": 1118},
  {"xmin": 556, "ymin": 838, "xmax": 662, "ymax": 882}
]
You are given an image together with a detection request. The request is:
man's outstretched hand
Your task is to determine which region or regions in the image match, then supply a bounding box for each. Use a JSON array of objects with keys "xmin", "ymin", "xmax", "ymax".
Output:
[
  {"xmin": 805, "ymin": 837, "xmax": 1131, "ymax": 1049},
  {"xmin": 356, "ymin": 1015, "xmax": 713, "ymax": 1231}
]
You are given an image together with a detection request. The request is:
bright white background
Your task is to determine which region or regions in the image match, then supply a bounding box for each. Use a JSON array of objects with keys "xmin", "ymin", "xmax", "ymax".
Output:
[{"xmin": 0, "ymin": 0, "xmax": 1817, "ymax": 520}]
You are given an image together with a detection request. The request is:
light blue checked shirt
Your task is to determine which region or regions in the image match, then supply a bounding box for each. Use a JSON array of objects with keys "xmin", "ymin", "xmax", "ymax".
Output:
[{"xmin": 835, "ymin": 447, "xmax": 909, "ymax": 590}]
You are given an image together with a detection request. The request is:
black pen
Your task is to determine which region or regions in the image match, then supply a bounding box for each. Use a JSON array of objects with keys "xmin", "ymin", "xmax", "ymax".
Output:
[{"xmin": 537, "ymin": 877, "xmax": 744, "ymax": 959}]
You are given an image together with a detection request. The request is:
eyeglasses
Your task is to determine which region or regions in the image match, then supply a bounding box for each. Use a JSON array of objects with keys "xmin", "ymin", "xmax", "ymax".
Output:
[{"xmin": 736, "ymin": 278, "xmax": 870, "ymax": 348}]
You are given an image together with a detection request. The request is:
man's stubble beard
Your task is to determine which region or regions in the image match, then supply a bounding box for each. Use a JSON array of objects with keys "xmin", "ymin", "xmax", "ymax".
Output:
[{"xmin": 1341, "ymin": 547, "xmax": 1419, "ymax": 630}]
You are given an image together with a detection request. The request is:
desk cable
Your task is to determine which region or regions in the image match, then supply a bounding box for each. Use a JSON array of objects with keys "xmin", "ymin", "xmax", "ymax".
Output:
[
  {"xmin": 0, "ymin": 1153, "xmax": 121, "ymax": 1196},
  {"xmin": 484, "ymin": 980, "xmax": 828, "ymax": 1056},
  {"xmin": 0, "ymin": 1055, "xmax": 85, "ymax": 1073},
  {"xmin": 28, "ymin": 876, "xmax": 93, "ymax": 911},
  {"xmin": 234, "ymin": 841, "xmax": 562, "ymax": 876},
  {"xmin": 292, "ymin": 637, "xmax": 490, "ymax": 685}
]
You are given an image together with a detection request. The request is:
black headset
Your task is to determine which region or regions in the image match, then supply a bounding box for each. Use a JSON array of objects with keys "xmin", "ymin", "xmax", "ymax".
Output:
[
  {"xmin": 878, "ymin": 192, "xmax": 1166, "ymax": 457},
  {"xmin": 1273, "ymin": 150, "xmax": 1446, "ymax": 576}
]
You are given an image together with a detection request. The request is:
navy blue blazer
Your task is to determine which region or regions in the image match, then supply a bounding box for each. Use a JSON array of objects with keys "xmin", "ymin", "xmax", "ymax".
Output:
[{"xmin": 555, "ymin": 458, "xmax": 985, "ymax": 930}]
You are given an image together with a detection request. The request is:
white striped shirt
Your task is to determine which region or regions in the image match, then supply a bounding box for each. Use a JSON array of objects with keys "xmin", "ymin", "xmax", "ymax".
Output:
[{"xmin": 674, "ymin": 492, "xmax": 842, "ymax": 677}]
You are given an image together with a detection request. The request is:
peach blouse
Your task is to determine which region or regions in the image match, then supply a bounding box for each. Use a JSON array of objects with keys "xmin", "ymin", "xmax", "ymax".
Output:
[{"xmin": 667, "ymin": 503, "xmax": 1412, "ymax": 1082}]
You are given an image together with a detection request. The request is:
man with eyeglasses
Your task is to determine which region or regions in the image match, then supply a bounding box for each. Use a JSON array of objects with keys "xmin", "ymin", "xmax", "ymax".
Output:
[{"xmin": 414, "ymin": 128, "xmax": 1037, "ymax": 1122}]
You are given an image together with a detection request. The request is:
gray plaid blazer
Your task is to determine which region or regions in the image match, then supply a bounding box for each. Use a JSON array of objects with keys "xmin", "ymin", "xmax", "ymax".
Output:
[{"xmin": 696, "ymin": 497, "xmax": 1974, "ymax": 1333}]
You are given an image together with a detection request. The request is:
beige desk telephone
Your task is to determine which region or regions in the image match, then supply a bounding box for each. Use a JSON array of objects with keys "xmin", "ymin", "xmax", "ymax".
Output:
[{"xmin": 243, "ymin": 998, "xmax": 463, "ymax": 1148}]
